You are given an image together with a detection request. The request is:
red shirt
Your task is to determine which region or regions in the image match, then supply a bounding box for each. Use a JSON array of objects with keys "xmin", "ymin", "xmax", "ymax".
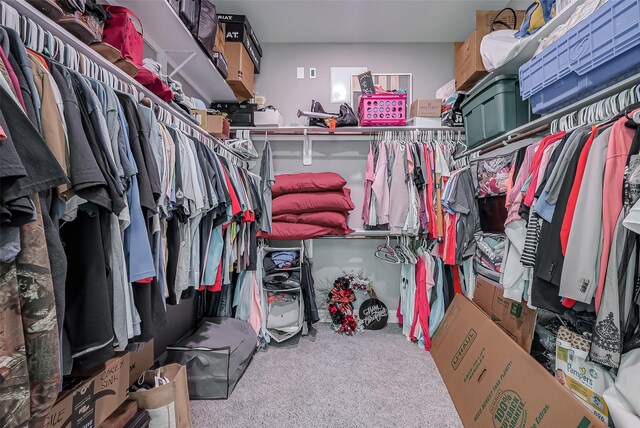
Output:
[
  {"xmin": 523, "ymin": 132, "xmax": 565, "ymax": 207},
  {"xmin": 423, "ymin": 145, "xmax": 438, "ymax": 240}
]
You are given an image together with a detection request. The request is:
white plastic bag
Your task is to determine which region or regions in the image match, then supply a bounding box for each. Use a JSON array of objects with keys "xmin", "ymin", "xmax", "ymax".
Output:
[{"xmin": 480, "ymin": 30, "xmax": 519, "ymax": 71}]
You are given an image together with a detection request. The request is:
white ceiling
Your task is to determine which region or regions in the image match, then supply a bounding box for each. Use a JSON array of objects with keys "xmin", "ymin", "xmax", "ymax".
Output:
[{"xmin": 213, "ymin": 0, "xmax": 531, "ymax": 44}]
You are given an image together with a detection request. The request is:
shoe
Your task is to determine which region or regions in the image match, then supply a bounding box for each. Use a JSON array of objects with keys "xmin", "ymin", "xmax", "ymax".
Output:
[
  {"xmin": 91, "ymin": 42, "xmax": 120, "ymax": 63},
  {"xmin": 58, "ymin": 12, "xmax": 96, "ymax": 44},
  {"xmin": 115, "ymin": 59, "xmax": 139, "ymax": 77},
  {"xmin": 26, "ymin": 0, "xmax": 64, "ymax": 20}
]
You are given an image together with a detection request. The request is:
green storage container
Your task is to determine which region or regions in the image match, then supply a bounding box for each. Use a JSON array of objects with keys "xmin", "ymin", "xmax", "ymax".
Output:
[{"xmin": 461, "ymin": 75, "xmax": 536, "ymax": 149}]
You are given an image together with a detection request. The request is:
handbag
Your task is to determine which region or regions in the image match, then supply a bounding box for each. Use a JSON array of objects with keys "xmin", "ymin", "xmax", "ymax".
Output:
[
  {"xmin": 490, "ymin": 8, "xmax": 519, "ymax": 32},
  {"xmin": 102, "ymin": 5, "xmax": 144, "ymax": 76},
  {"xmin": 336, "ymin": 103, "xmax": 358, "ymax": 127},
  {"xmin": 308, "ymin": 100, "xmax": 333, "ymax": 127},
  {"xmin": 130, "ymin": 364, "xmax": 193, "ymax": 428},
  {"xmin": 307, "ymin": 101, "xmax": 358, "ymax": 127}
]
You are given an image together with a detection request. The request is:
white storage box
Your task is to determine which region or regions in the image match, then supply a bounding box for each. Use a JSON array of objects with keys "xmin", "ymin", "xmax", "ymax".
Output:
[
  {"xmin": 254, "ymin": 110, "xmax": 284, "ymax": 127},
  {"xmin": 406, "ymin": 117, "xmax": 446, "ymax": 128}
]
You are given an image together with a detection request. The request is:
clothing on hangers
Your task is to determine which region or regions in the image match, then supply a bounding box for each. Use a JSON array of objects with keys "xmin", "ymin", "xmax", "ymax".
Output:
[
  {"xmin": 0, "ymin": 14, "xmax": 270, "ymax": 426},
  {"xmin": 493, "ymin": 109, "xmax": 640, "ymax": 371}
]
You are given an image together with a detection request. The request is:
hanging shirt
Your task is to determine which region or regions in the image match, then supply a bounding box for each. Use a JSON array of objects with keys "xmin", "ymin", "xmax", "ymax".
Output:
[
  {"xmin": 558, "ymin": 127, "xmax": 599, "ymax": 255},
  {"xmin": 371, "ymin": 141, "xmax": 390, "ymax": 225},
  {"xmin": 389, "ymin": 142, "xmax": 410, "ymax": 234},
  {"xmin": 596, "ymin": 117, "xmax": 636, "ymax": 312},
  {"xmin": 362, "ymin": 142, "xmax": 375, "ymax": 225},
  {"xmin": 560, "ymin": 127, "xmax": 612, "ymax": 303}
]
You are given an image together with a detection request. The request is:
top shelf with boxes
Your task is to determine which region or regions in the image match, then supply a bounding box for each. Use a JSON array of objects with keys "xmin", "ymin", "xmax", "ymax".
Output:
[
  {"xmin": 466, "ymin": 1, "xmax": 584, "ymax": 94},
  {"xmin": 218, "ymin": 14, "xmax": 263, "ymax": 103},
  {"xmin": 107, "ymin": 0, "xmax": 236, "ymax": 102},
  {"xmin": 455, "ymin": 3, "xmax": 584, "ymax": 93}
]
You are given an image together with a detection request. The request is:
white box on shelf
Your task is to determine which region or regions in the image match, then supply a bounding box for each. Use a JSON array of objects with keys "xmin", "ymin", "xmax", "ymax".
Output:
[
  {"xmin": 254, "ymin": 110, "xmax": 285, "ymax": 127},
  {"xmin": 406, "ymin": 117, "xmax": 445, "ymax": 128}
]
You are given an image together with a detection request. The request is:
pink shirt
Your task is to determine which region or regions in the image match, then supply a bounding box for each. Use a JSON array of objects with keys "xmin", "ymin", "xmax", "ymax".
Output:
[
  {"xmin": 505, "ymin": 143, "xmax": 539, "ymax": 224},
  {"xmin": 596, "ymin": 117, "xmax": 636, "ymax": 312},
  {"xmin": 361, "ymin": 144, "xmax": 375, "ymax": 224},
  {"xmin": 524, "ymin": 133, "xmax": 565, "ymax": 207},
  {"xmin": 536, "ymin": 141, "xmax": 560, "ymax": 193},
  {"xmin": 389, "ymin": 143, "xmax": 410, "ymax": 233},
  {"xmin": 371, "ymin": 142, "xmax": 390, "ymax": 225}
]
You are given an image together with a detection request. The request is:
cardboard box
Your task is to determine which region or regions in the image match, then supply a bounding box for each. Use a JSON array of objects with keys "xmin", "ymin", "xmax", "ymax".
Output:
[
  {"xmin": 45, "ymin": 353, "xmax": 130, "ymax": 428},
  {"xmin": 225, "ymin": 42, "xmax": 254, "ymax": 102},
  {"xmin": 219, "ymin": 13, "xmax": 262, "ymax": 73},
  {"xmin": 254, "ymin": 110, "xmax": 284, "ymax": 127},
  {"xmin": 128, "ymin": 339, "xmax": 154, "ymax": 387},
  {"xmin": 454, "ymin": 10, "xmax": 526, "ymax": 91},
  {"xmin": 218, "ymin": 13, "xmax": 262, "ymax": 55},
  {"xmin": 193, "ymin": 109, "xmax": 231, "ymax": 139},
  {"xmin": 410, "ymin": 99, "xmax": 442, "ymax": 118},
  {"xmin": 431, "ymin": 295, "xmax": 606, "ymax": 428},
  {"xmin": 98, "ymin": 400, "xmax": 138, "ymax": 428},
  {"xmin": 454, "ymin": 30, "xmax": 487, "ymax": 91},
  {"xmin": 213, "ymin": 24, "xmax": 226, "ymax": 58},
  {"xmin": 476, "ymin": 10, "xmax": 526, "ymax": 37},
  {"xmin": 555, "ymin": 327, "xmax": 614, "ymax": 425},
  {"xmin": 473, "ymin": 276, "xmax": 537, "ymax": 352}
]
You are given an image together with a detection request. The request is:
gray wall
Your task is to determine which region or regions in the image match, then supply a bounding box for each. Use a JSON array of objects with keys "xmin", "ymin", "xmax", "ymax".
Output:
[
  {"xmin": 255, "ymin": 136, "xmax": 404, "ymax": 319},
  {"xmin": 255, "ymin": 42, "xmax": 455, "ymax": 126},
  {"xmin": 252, "ymin": 41, "xmax": 454, "ymax": 319}
]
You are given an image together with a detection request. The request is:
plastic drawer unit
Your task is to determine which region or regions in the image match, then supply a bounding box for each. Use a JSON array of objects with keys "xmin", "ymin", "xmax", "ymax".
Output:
[
  {"xmin": 461, "ymin": 75, "xmax": 535, "ymax": 149},
  {"xmin": 519, "ymin": 0, "xmax": 640, "ymax": 114}
]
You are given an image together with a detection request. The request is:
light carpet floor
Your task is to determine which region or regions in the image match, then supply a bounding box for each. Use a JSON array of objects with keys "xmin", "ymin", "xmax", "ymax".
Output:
[{"xmin": 190, "ymin": 323, "xmax": 463, "ymax": 428}]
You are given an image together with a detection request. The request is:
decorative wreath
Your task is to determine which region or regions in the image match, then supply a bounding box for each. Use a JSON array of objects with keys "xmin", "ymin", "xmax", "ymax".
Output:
[{"xmin": 327, "ymin": 273, "xmax": 366, "ymax": 335}]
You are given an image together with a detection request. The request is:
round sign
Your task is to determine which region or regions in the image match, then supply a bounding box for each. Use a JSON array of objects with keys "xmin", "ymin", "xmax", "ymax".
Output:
[{"xmin": 359, "ymin": 299, "xmax": 388, "ymax": 330}]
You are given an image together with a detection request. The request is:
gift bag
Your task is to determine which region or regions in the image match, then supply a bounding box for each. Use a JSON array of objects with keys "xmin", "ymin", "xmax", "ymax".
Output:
[{"xmin": 129, "ymin": 364, "xmax": 192, "ymax": 428}]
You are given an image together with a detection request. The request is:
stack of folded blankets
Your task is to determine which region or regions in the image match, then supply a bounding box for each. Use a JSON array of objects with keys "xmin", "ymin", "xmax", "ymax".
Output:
[{"xmin": 258, "ymin": 172, "xmax": 355, "ymax": 240}]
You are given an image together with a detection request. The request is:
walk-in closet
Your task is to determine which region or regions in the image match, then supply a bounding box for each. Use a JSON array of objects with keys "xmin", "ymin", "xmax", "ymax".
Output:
[{"xmin": 1, "ymin": 0, "xmax": 639, "ymax": 427}]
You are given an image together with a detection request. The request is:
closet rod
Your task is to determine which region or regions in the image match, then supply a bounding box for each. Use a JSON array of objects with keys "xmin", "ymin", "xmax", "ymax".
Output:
[
  {"xmin": 3, "ymin": 0, "xmax": 250, "ymax": 169},
  {"xmin": 477, "ymin": 124, "xmax": 550, "ymax": 156},
  {"xmin": 315, "ymin": 231, "xmax": 403, "ymax": 239},
  {"xmin": 455, "ymin": 70, "xmax": 640, "ymax": 159},
  {"xmin": 231, "ymin": 126, "xmax": 465, "ymax": 136}
]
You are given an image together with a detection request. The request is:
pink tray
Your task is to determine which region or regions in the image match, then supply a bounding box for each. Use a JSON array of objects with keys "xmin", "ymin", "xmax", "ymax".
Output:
[{"xmin": 358, "ymin": 93, "xmax": 407, "ymax": 126}]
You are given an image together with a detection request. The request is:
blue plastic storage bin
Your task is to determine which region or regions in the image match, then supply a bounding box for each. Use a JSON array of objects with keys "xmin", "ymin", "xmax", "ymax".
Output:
[{"xmin": 519, "ymin": 0, "xmax": 640, "ymax": 114}]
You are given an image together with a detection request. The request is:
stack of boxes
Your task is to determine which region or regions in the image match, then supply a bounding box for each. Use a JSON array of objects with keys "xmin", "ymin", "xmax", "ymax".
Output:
[
  {"xmin": 454, "ymin": 10, "xmax": 524, "ymax": 91},
  {"xmin": 219, "ymin": 14, "xmax": 262, "ymax": 102},
  {"xmin": 45, "ymin": 340, "xmax": 155, "ymax": 428}
]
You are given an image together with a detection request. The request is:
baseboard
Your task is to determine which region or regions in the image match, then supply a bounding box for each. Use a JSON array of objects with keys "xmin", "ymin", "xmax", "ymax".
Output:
[{"xmin": 317, "ymin": 309, "xmax": 399, "ymax": 324}]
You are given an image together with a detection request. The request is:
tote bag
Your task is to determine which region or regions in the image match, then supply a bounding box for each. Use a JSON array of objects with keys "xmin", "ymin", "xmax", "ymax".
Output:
[
  {"xmin": 102, "ymin": 5, "xmax": 144, "ymax": 67},
  {"xmin": 129, "ymin": 364, "xmax": 193, "ymax": 428}
]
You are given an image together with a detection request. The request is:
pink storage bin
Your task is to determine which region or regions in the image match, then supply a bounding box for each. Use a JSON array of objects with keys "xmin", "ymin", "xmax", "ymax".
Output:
[{"xmin": 358, "ymin": 93, "xmax": 407, "ymax": 126}]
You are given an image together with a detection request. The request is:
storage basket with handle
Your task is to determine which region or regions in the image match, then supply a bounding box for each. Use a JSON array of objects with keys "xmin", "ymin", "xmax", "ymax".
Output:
[
  {"xmin": 358, "ymin": 93, "xmax": 407, "ymax": 126},
  {"xmin": 129, "ymin": 364, "xmax": 193, "ymax": 428}
]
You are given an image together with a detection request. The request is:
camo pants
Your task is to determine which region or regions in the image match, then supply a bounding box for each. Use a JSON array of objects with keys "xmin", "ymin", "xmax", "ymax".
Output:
[{"xmin": 0, "ymin": 196, "xmax": 61, "ymax": 427}]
